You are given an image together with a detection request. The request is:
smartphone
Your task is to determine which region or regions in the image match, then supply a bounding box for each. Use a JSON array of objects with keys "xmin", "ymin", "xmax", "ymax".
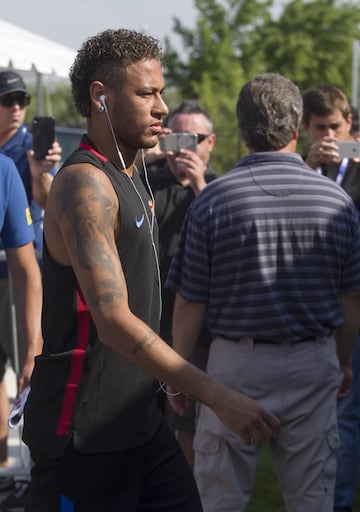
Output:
[
  {"xmin": 159, "ymin": 133, "xmax": 198, "ymax": 153},
  {"xmin": 32, "ymin": 116, "xmax": 55, "ymax": 160},
  {"xmin": 337, "ymin": 141, "xmax": 360, "ymax": 159}
]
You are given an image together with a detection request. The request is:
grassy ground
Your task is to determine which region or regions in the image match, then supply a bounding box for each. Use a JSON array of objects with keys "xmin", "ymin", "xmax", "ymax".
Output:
[{"xmin": 246, "ymin": 443, "xmax": 360, "ymax": 511}]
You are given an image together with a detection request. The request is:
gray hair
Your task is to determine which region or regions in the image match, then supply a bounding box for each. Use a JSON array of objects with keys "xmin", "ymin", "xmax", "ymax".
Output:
[
  {"xmin": 236, "ymin": 73, "xmax": 303, "ymax": 151},
  {"xmin": 166, "ymin": 99, "xmax": 214, "ymax": 133}
]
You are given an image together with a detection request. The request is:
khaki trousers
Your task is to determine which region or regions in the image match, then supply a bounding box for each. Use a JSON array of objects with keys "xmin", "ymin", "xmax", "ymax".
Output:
[{"xmin": 194, "ymin": 336, "xmax": 342, "ymax": 512}]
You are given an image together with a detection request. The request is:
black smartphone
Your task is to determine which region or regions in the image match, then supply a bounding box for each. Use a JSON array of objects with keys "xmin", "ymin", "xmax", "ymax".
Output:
[{"xmin": 32, "ymin": 116, "xmax": 55, "ymax": 160}]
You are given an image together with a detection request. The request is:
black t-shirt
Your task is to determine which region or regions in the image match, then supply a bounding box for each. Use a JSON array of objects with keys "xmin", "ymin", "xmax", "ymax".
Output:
[{"xmin": 23, "ymin": 135, "xmax": 162, "ymax": 457}]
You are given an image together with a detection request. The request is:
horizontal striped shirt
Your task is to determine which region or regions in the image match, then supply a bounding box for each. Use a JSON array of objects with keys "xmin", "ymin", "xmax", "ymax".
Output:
[{"xmin": 166, "ymin": 152, "xmax": 360, "ymax": 341}]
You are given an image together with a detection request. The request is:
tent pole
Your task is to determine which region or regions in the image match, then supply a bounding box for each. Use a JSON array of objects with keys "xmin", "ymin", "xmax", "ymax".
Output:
[{"xmin": 35, "ymin": 71, "xmax": 44, "ymax": 116}]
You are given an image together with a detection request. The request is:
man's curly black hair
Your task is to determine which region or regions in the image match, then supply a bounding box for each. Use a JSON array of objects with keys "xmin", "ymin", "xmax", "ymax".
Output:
[{"xmin": 70, "ymin": 29, "xmax": 163, "ymax": 117}]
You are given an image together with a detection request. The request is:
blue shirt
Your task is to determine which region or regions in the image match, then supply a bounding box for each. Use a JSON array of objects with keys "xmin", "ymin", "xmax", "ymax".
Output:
[
  {"xmin": 167, "ymin": 152, "xmax": 360, "ymax": 342},
  {"xmin": 0, "ymin": 154, "xmax": 34, "ymax": 249},
  {"xmin": 0, "ymin": 124, "xmax": 55, "ymax": 251},
  {"xmin": 0, "ymin": 124, "xmax": 56, "ymax": 277}
]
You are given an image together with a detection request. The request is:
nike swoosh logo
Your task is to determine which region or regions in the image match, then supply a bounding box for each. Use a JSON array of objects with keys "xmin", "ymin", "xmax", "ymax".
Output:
[{"xmin": 135, "ymin": 214, "xmax": 145, "ymax": 228}]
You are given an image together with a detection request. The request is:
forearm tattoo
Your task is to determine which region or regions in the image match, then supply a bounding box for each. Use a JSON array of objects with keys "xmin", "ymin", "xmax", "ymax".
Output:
[{"xmin": 131, "ymin": 331, "xmax": 158, "ymax": 355}]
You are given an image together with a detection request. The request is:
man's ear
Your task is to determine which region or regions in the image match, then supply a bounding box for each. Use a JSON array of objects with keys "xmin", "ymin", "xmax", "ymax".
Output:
[
  {"xmin": 89, "ymin": 81, "xmax": 105, "ymax": 111},
  {"xmin": 208, "ymin": 133, "xmax": 216, "ymax": 151}
]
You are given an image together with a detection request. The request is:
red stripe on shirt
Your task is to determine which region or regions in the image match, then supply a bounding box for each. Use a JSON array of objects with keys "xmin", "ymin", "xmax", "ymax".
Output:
[
  {"xmin": 78, "ymin": 142, "xmax": 108, "ymax": 163},
  {"xmin": 56, "ymin": 287, "xmax": 90, "ymax": 436}
]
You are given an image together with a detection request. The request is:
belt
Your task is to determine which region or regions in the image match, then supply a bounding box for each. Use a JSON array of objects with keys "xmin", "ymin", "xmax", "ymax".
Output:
[
  {"xmin": 253, "ymin": 336, "xmax": 317, "ymax": 344},
  {"xmin": 221, "ymin": 335, "xmax": 318, "ymax": 344}
]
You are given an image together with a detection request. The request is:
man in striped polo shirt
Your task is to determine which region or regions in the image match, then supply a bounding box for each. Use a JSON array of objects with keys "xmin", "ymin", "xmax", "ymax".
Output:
[{"xmin": 167, "ymin": 73, "xmax": 360, "ymax": 512}]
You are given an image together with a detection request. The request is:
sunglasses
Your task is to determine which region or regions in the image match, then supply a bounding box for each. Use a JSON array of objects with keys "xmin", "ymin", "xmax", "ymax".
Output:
[
  {"xmin": 196, "ymin": 133, "xmax": 211, "ymax": 144},
  {"xmin": 0, "ymin": 93, "xmax": 31, "ymax": 108}
]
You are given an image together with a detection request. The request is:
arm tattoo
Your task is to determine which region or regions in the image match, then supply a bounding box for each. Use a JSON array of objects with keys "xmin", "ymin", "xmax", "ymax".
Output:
[
  {"xmin": 60, "ymin": 170, "xmax": 117, "ymax": 272},
  {"xmin": 131, "ymin": 331, "xmax": 158, "ymax": 355},
  {"xmin": 87, "ymin": 279, "xmax": 125, "ymax": 311}
]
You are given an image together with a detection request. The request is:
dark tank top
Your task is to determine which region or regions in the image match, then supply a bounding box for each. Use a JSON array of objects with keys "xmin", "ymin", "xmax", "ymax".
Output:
[{"xmin": 23, "ymin": 135, "xmax": 162, "ymax": 457}]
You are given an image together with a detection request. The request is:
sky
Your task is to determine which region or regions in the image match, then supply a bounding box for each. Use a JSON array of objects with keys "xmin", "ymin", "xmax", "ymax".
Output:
[
  {"xmin": 1, "ymin": 0, "xmax": 285, "ymax": 53},
  {"xmin": 0, "ymin": 0, "xmax": 199, "ymax": 53}
]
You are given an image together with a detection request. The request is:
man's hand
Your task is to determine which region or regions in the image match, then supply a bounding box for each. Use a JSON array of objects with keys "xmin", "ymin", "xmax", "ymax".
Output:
[
  {"xmin": 210, "ymin": 383, "xmax": 281, "ymax": 446},
  {"xmin": 337, "ymin": 364, "xmax": 352, "ymax": 400},
  {"xmin": 27, "ymin": 141, "xmax": 62, "ymax": 177},
  {"xmin": 17, "ymin": 354, "xmax": 36, "ymax": 395},
  {"xmin": 305, "ymin": 136, "xmax": 341, "ymax": 169},
  {"xmin": 351, "ymin": 136, "xmax": 360, "ymax": 163},
  {"xmin": 168, "ymin": 381, "xmax": 280, "ymax": 446},
  {"xmin": 174, "ymin": 149, "xmax": 207, "ymax": 195},
  {"xmin": 27, "ymin": 141, "xmax": 61, "ymax": 208},
  {"xmin": 167, "ymin": 386, "xmax": 190, "ymax": 417},
  {"xmin": 335, "ymin": 292, "xmax": 360, "ymax": 400}
]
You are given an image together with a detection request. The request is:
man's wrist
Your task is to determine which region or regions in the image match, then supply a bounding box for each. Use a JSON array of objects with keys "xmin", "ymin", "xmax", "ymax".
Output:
[
  {"xmin": 305, "ymin": 154, "xmax": 320, "ymax": 169},
  {"xmin": 32, "ymin": 170, "xmax": 51, "ymax": 180},
  {"xmin": 191, "ymin": 176, "xmax": 207, "ymax": 196}
]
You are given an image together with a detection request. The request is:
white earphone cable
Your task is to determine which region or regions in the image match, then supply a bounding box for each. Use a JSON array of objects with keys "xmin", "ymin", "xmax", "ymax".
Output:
[
  {"xmin": 101, "ymin": 98, "xmax": 177, "ymax": 397},
  {"xmin": 101, "ymin": 98, "xmax": 162, "ymax": 317}
]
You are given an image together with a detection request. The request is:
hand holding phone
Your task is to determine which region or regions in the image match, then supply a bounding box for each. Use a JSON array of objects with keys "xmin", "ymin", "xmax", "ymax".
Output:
[{"xmin": 32, "ymin": 116, "xmax": 55, "ymax": 160}]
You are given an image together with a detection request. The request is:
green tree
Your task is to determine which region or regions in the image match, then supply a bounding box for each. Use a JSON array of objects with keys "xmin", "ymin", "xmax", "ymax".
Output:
[
  {"xmin": 164, "ymin": 0, "xmax": 275, "ymax": 173},
  {"xmin": 164, "ymin": 0, "xmax": 360, "ymax": 168},
  {"xmin": 47, "ymin": 83, "xmax": 85, "ymax": 128},
  {"xmin": 25, "ymin": 81, "xmax": 85, "ymax": 128},
  {"xmin": 249, "ymin": 0, "xmax": 360, "ymax": 95}
]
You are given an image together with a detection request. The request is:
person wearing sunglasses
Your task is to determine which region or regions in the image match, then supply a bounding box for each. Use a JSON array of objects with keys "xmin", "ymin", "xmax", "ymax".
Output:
[
  {"xmin": 0, "ymin": 155, "xmax": 43, "ymax": 510},
  {"xmin": 0, "ymin": 70, "xmax": 61, "ymax": 497},
  {"xmin": 140, "ymin": 99, "xmax": 217, "ymax": 468}
]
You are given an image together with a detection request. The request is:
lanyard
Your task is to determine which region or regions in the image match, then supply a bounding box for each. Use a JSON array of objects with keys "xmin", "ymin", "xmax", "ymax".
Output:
[{"xmin": 336, "ymin": 158, "xmax": 349, "ymax": 186}]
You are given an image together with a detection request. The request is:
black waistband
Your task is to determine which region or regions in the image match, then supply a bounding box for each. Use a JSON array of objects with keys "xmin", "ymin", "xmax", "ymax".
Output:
[
  {"xmin": 220, "ymin": 335, "xmax": 319, "ymax": 344},
  {"xmin": 253, "ymin": 336, "xmax": 317, "ymax": 344}
]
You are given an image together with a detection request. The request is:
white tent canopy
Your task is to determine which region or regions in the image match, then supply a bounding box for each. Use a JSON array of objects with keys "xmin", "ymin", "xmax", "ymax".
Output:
[
  {"xmin": 0, "ymin": 19, "xmax": 76, "ymax": 113},
  {"xmin": 0, "ymin": 19, "xmax": 75, "ymax": 77}
]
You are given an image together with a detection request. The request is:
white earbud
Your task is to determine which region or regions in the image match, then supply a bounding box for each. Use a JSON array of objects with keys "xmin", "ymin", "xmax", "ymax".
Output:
[{"xmin": 99, "ymin": 94, "xmax": 107, "ymax": 108}]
